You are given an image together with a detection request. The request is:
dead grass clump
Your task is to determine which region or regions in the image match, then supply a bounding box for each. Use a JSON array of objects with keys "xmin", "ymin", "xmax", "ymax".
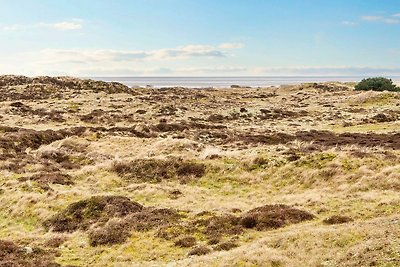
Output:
[
  {"xmin": 207, "ymin": 237, "xmax": 221, "ymax": 245},
  {"xmin": 159, "ymin": 105, "xmax": 178, "ymax": 116},
  {"xmin": 156, "ymin": 212, "xmax": 241, "ymax": 242},
  {"xmin": 39, "ymin": 150, "xmax": 69, "ymax": 163},
  {"xmin": 245, "ymin": 156, "xmax": 284, "ymax": 171},
  {"xmin": 0, "ymin": 75, "xmax": 132, "ymax": 99},
  {"xmin": 112, "ymin": 158, "xmax": 206, "ymax": 183},
  {"xmin": 80, "ymin": 109, "xmax": 108, "ymax": 123},
  {"xmin": 214, "ymin": 240, "xmax": 238, "ymax": 251},
  {"xmin": 43, "ymin": 196, "xmax": 143, "ymax": 232},
  {"xmin": 207, "ymin": 114, "xmax": 226, "ymax": 122},
  {"xmin": 158, "ymin": 206, "xmax": 313, "ymax": 247},
  {"xmin": 194, "ymin": 214, "xmax": 243, "ymax": 239},
  {"xmin": 195, "ymin": 130, "xmax": 229, "ymax": 142},
  {"xmin": 44, "ymin": 236, "xmax": 67, "ymax": 248},
  {"xmin": 259, "ymin": 108, "xmax": 307, "ymax": 120},
  {"xmin": 88, "ymin": 220, "xmax": 131, "ymax": 246},
  {"xmin": 295, "ymin": 131, "xmax": 400, "ymax": 150},
  {"xmin": 0, "ymin": 157, "xmax": 36, "ymax": 173},
  {"xmin": 368, "ymin": 113, "xmax": 399, "ymax": 123},
  {"xmin": 80, "ymin": 109, "xmax": 134, "ymax": 124},
  {"xmin": 10, "ymin": 101, "xmax": 27, "ymax": 108},
  {"xmin": 38, "ymin": 148, "xmax": 92, "ymax": 170},
  {"xmin": 188, "ymin": 246, "xmax": 211, "ymax": 256},
  {"xmin": 232, "ymin": 132, "xmax": 293, "ymax": 146},
  {"xmin": 169, "ymin": 189, "xmax": 183, "ymax": 199},
  {"xmin": 10, "ymin": 104, "xmax": 66, "ymax": 122},
  {"xmin": 240, "ymin": 204, "xmax": 314, "ymax": 230},
  {"xmin": 136, "ymin": 109, "xmax": 147, "ymax": 114},
  {"xmin": 19, "ymin": 172, "xmax": 74, "ymax": 190},
  {"xmin": 0, "ymin": 127, "xmax": 86, "ymax": 154},
  {"xmin": 0, "ymin": 239, "xmax": 60, "ymax": 267},
  {"xmin": 156, "ymin": 224, "xmax": 194, "ymax": 241},
  {"xmin": 124, "ymin": 207, "xmax": 182, "ymax": 232},
  {"xmin": 152, "ymin": 122, "xmax": 188, "ymax": 132},
  {"xmin": 231, "ymin": 130, "xmax": 400, "ymax": 150},
  {"xmin": 174, "ymin": 236, "xmax": 197, "ymax": 247},
  {"xmin": 87, "ymin": 207, "xmax": 182, "ymax": 246},
  {"xmin": 323, "ymin": 215, "xmax": 353, "ymax": 225}
]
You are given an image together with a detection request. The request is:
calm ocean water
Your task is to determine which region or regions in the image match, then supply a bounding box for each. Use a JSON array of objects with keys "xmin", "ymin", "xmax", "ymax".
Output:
[{"xmin": 91, "ymin": 76, "xmax": 400, "ymax": 88}]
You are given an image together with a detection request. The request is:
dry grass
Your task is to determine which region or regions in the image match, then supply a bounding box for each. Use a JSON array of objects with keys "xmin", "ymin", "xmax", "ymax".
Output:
[{"xmin": 0, "ymin": 76, "xmax": 399, "ymax": 266}]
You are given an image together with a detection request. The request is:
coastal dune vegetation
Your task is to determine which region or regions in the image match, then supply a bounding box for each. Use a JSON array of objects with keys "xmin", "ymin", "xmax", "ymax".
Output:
[{"xmin": 0, "ymin": 75, "xmax": 399, "ymax": 266}]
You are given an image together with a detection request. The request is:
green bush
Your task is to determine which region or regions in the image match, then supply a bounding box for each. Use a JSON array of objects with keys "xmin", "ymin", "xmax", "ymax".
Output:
[{"xmin": 355, "ymin": 77, "xmax": 399, "ymax": 92}]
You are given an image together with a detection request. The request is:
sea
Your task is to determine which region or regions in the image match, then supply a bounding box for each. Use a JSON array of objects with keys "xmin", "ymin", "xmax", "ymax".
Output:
[{"xmin": 90, "ymin": 76, "xmax": 400, "ymax": 88}]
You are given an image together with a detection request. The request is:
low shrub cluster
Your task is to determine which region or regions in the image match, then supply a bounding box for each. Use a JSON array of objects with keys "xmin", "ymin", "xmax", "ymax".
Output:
[
  {"xmin": 112, "ymin": 158, "xmax": 206, "ymax": 183},
  {"xmin": 355, "ymin": 77, "xmax": 399, "ymax": 92}
]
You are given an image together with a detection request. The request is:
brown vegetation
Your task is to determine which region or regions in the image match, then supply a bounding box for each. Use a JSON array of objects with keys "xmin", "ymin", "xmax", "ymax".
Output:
[
  {"xmin": 43, "ymin": 196, "xmax": 143, "ymax": 232},
  {"xmin": 240, "ymin": 204, "xmax": 315, "ymax": 230},
  {"xmin": 323, "ymin": 215, "xmax": 354, "ymax": 225},
  {"xmin": 112, "ymin": 158, "xmax": 206, "ymax": 183},
  {"xmin": 1, "ymin": 76, "xmax": 398, "ymax": 266},
  {"xmin": 0, "ymin": 240, "xmax": 60, "ymax": 267}
]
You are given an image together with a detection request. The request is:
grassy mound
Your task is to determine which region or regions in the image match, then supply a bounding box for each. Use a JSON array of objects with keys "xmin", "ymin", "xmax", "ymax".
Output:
[
  {"xmin": 112, "ymin": 158, "xmax": 206, "ymax": 183},
  {"xmin": 43, "ymin": 196, "xmax": 143, "ymax": 232},
  {"xmin": 240, "ymin": 204, "xmax": 315, "ymax": 230}
]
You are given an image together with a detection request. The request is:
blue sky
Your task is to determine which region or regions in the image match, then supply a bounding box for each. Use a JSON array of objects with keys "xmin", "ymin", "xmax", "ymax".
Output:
[{"xmin": 1, "ymin": 0, "xmax": 400, "ymax": 76}]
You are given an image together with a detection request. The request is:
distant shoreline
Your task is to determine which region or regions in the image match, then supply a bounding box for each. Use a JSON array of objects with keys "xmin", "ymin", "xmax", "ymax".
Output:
[{"xmin": 89, "ymin": 76, "xmax": 400, "ymax": 88}]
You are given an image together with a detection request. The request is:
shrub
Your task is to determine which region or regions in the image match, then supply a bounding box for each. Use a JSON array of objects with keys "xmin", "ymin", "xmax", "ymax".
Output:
[
  {"xmin": 214, "ymin": 241, "xmax": 238, "ymax": 251},
  {"xmin": 323, "ymin": 215, "xmax": 353, "ymax": 225},
  {"xmin": 174, "ymin": 236, "xmax": 197, "ymax": 247},
  {"xmin": 43, "ymin": 196, "xmax": 143, "ymax": 232},
  {"xmin": 88, "ymin": 221, "xmax": 130, "ymax": 246},
  {"xmin": 112, "ymin": 158, "xmax": 206, "ymax": 183},
  {"xmin": 355, "ymin": 77, "xmax": 399, "ymax": 92},
  {"xmin": 188, "ymin": 246, "xmax": 211, "ymax": 256},
  {"xmin": 240, "ymin": 204, "xmax": 314, "ymax": 230}
]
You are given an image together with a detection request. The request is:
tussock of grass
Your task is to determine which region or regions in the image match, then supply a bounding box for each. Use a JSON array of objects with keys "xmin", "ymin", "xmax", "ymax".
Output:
[{"xmin": 112, "ymin": 158, "xmax": 206, "ymax": 183}]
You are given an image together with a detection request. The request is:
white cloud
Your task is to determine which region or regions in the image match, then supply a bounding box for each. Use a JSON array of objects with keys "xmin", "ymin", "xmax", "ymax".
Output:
[
  {"xmin": 361, "ymin": 15, "xmax": 383, "ymax": 21},
  {"xmin": 251, "ymin": 66, "xmax": 400, "ymax": 76},
  {"xmin": 68, "ymin": 66, "xmax": 247, "ymax": 76},
  {"xmin": 40, "ymin": 21, "xmax": 83, "ymax": 31},
  {"xmin": 357, "ymin": 14, "xmax": 400, "ymax": 24},
  {"xmin": 35, "ymin": 43, "xmax": 244, "ymax": 64},
  {"xmin": 1, "ymin": 20, "xmax": 83, "ymax": 31},
  {"xmin": 341, "ymin": 21, "xmax": 358, "ymax": 26},
  {"xmin": 383, "ymin": 18, "xmax": 400, "ymax": 24},
  {"xmin": 0, "ymin": 42, "xmax": 246, "ymax": 76},
  {"xmin": 177, "ymin": 66, "xmax": 247, "ymax": 73},
  {"xmin": 219, "ymin": 43, "xmax": 245, "ymax": 49}
]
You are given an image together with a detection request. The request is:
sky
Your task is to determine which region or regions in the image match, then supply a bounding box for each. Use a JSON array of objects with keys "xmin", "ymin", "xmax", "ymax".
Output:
[{"xmin": 1, "ymin": 0, "xmax": 400, "ymax": 77}]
